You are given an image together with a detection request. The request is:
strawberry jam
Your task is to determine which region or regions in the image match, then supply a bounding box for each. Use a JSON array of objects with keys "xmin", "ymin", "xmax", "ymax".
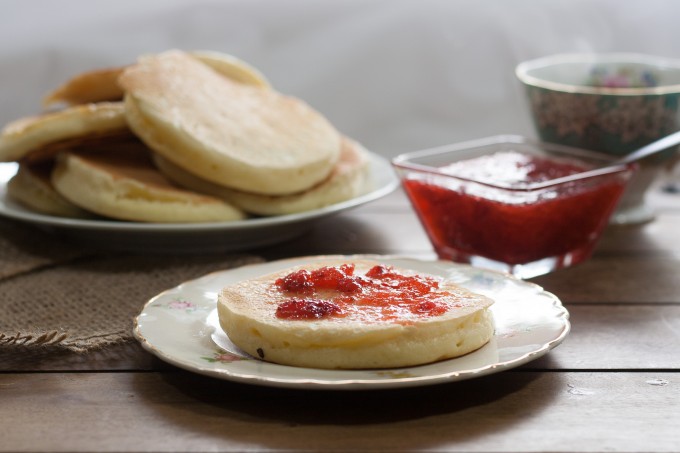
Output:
[
  {"xmin": 276, "ymin": 299, "xmax": 344, "ymax": 320},
  {"xmin": 276, "ymin": 264, "xmax": 361, "ymax": 294},
  {"xmin": 402, "ymin": 150, "xmax": 629, "ymax": 268},
  {"xmin": 274, "ymin": 264, "xmax": 453, "ymax": 322}
]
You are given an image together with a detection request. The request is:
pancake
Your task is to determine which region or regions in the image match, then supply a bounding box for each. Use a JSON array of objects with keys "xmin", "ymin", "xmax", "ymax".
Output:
[
  {"xmin": 51, "ymin": 144, "xmax": 246, "ymax": 223},
  {"xmin": 218, "ymin": 258, "xmax": 495, "ymax": 369},
  {"xmin": 153, "ymin": 137, "xmax": 372, "ymax": 215},
  {"xmin": 118, "ymin": 50, "xmax": 341, "ymax": 195},
  {"xmin": 43, "ymin": 51, "xmax": 270, "ymax": 107},
  {"xmin": 19, "ymin": 133, "xmax": 142, "ymax": 165},
  {"xmin": 7, "ymin": 162, "xmax": 93, "ymax": 218},
  {"xmin": 0, "ymin": 102, "xmax": 128, "ymax": 163},
  {"xmin": 189, "ymin": 50, "xmax": 270, "ymax": 89},
  {"xmin": 42, "ymin": 66, "xmax": 125, "ymax": 107}
]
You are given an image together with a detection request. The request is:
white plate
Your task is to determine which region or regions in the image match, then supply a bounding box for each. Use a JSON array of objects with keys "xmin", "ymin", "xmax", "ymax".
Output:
[
  {"xmin": 133, "ymin": 255, "xmax": 570, "ymax": 389},
  {"xmin": 0, "ymin": 152, "xmax": 398, "ymax": 253}
]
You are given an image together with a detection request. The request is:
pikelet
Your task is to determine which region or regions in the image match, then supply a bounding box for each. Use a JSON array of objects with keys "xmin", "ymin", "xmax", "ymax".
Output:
[
  {"xmin": 218, "ymin": 258, "xmax": 495, "ymax": 369},
  {"xmin": 0, "ymin": 102, "xmax": 134, "ymax": 218},
  {"xmin": 1, "ymin": 49, "xmax": 357, "ymax": 224},
  {"xmin": 0, "ymin": 102, "xmax": 129, "ymax": 163},
  {"xmin": 7, "ymin": 162, "xmax": 92, "ymax": 218},
  {"xmin": 42, "ymin": 50, "xmax": 271, "ymax": 107},
  {"xmin": 51, "ymin": 141, "xmax": 246, "ymax": 223},
  {"xmin": 153, "ymin": 137, "xmax": 372, "ymax": 215},
  {"xmin": 118, "ymin": 50, "xmax": 342, "ymax": 196}
]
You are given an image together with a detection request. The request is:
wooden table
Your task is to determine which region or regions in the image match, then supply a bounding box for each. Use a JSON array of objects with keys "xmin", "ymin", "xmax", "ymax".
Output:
[{"xmin": 2, "ymin": 185, "xmax": 679, "ymax": 452}]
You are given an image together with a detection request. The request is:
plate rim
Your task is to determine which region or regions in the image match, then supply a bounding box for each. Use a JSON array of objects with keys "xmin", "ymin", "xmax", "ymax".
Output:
[
  {"xmin": 133, "ymin": 254, "xmax": 571, "ymax": 390},
  {"xmin": 0, "ymin": 151, "xmax": 399, "ymax": 233}
]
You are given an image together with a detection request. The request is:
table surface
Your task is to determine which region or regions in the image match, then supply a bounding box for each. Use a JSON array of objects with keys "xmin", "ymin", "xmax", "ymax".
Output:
[{"xmin": 2, "ymin": 184, "xmax": 680, "ymax": 452}]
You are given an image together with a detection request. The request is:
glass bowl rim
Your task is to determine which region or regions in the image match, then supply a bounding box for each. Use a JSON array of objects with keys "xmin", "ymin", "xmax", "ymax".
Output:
[
  {"xmin": 391, "ymin": 135, "xmax": 635, "ymax": 192},
  {"xmin": 515, "ymin": 52, "xmax": 680, "ymax": 96}
]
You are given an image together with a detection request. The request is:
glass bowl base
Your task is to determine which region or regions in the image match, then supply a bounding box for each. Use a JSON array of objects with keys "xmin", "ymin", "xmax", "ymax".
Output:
[{"xmin": 436, "ymin": 246, "xmax": 595, "ymax": 279}]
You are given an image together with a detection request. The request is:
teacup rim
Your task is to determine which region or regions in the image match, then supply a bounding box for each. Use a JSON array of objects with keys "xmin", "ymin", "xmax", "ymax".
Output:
[{"xmin": 516, "ymin": 52, "xmax": 680, "ymax": 95}]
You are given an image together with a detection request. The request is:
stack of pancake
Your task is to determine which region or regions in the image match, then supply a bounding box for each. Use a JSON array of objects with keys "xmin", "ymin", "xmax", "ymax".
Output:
[{"xmin": 0, "ymin": 50, "xmax": 371, "ymax": 222}]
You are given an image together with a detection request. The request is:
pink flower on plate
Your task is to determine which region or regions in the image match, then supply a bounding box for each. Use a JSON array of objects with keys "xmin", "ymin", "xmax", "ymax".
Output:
[
  {"xmin": 202, "ymin": 349, "xmax": 246, "ymax": 364},
  {"xmin": 164, "ymin": 299, "xmax": 197, "ymax": 312}
]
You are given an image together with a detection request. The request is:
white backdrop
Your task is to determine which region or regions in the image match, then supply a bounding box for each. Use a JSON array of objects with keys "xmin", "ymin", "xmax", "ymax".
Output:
[{"xmin": 2, "ymin": 0, "xmax": 680, "ymax": 158}]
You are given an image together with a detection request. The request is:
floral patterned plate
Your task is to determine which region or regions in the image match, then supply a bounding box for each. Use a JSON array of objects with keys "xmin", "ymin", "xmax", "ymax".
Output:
[{"xmin": 133, "ymin": 255, "xmax": 570, "ymax": 389}]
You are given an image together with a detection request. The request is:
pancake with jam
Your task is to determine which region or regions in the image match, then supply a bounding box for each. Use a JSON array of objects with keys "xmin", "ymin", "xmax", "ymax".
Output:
[{"xmin": 218, "ymin": 258, "xmax": 494, "ymax": 369}]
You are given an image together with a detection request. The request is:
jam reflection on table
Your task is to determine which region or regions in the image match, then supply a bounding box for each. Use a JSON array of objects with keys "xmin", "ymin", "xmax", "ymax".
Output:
[{"xmin": 403, "ymin": 151, "xmax": 629, "ymax": 267}]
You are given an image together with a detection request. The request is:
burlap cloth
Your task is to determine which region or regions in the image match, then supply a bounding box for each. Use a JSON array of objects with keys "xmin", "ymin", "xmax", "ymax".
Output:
[{"xmin": 0, "ymin": 220, "xmax": 262, "ymax": 353}]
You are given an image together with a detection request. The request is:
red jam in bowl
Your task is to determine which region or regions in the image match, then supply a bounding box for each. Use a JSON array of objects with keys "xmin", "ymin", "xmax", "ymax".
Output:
[{"xmin": 402, "ymin": 150, "xmax": 630, "ymax": 273}]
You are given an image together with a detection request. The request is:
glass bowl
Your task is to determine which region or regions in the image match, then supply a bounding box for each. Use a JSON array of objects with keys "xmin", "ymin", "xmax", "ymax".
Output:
[{"xmin": 392, "ymin": 135, "xmax": 636, "ymax": 278}]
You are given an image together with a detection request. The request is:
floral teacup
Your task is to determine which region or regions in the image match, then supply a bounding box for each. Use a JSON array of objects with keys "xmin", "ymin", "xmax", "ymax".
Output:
[{"xmin": 516, "ymin": 53, "xmax": 680, "ymax": 224}]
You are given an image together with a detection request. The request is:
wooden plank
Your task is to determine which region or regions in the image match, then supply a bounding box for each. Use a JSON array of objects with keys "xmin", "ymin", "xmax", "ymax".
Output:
[
  {"xmin": 0, "ymin": 342, "xmax": 166, "ymax": 372},
  {"xmin": 263, "ymin": 210, "xmax": 434, "ymax": 258},
  {"xmin": 532, "ymin": 256, "xmax": 680, "ymax": 304},
  {"xmin": 596, "ymin": 211, "xmax": 680, "ymax": 255},
  {"xmin": 1, "ymin": 371, "xmax": 678, "ymax": 452},
  {"xmin": 357, "ymin": 187, "xmax": 680, "ymax": 254},
  {"xmin": 358, "ymin": 186, "xmax": 410, "ymax": 211},
  {"xmin": 267, "ymin": 209, "xmax": 680, "ymax": 304},
  {"xmin": 527, "ymin": 305, "xmax": 680, "ymax": 370},
  {"xmin": 275, "ymin": 195, "xmax": 680, "ymax": 260},
  {"xmin": 2, "ymin": 305, "xmax": 678, "ymax": 372}
]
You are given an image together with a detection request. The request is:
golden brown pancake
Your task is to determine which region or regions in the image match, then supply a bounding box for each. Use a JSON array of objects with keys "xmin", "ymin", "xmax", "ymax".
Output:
[
  {"xmin": 154, "ymin": 137, "xmax": 372, "ymax": 215},
  {"xmin": 118, "ymin": 50, "xmax": 341, "ymax": 195},
  {"xmin": 43, "ymin": 66, "xmax": 125, "ymax": 107},
  {"xmin": 7, "ymin": 162, "xmax": 93, "ymax": 218},
  {"xmin": 42, "ymin": 51, "xmax": 270, "ymax": 107},
  {"xmin": 0, "ymin": 102, "xmax": 128, "ymax": 163},
  {"xmin": 51, "ymin": 143, "xmax": 246, "ymax": 223}
]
